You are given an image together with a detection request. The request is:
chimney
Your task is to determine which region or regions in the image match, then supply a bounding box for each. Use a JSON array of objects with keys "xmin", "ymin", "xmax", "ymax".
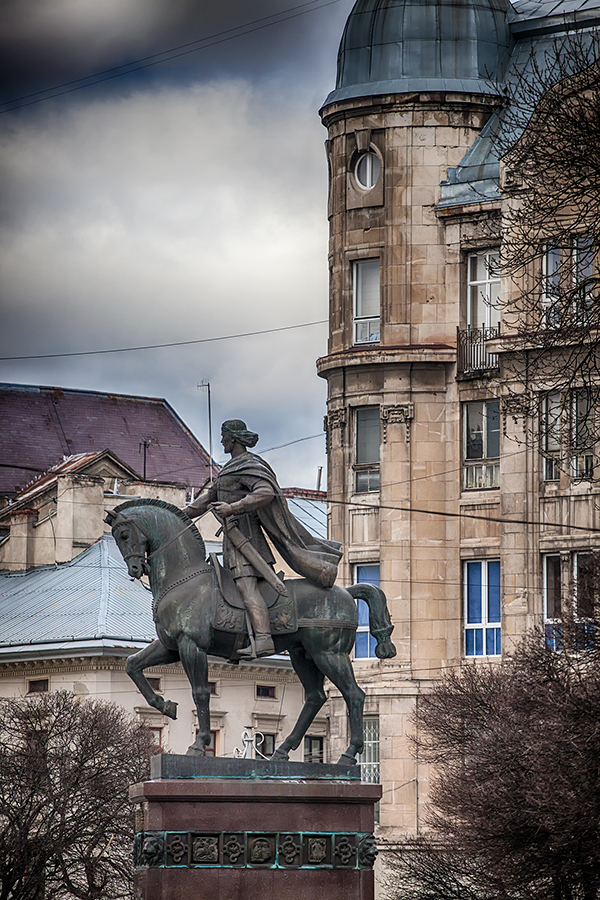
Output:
[{"xmin": 9, "ymin": 509, "xmax": 39, "ymax": 571}]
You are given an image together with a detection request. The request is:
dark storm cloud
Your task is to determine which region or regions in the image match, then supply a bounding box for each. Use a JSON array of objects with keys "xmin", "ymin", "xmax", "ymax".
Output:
[
  {"xmin": 0, "ymin": 0, "xmax": 353, "ymax": 487},
  {"xmin": 0, "ymin": 0, "xmax": 348, "ymax": 104}
]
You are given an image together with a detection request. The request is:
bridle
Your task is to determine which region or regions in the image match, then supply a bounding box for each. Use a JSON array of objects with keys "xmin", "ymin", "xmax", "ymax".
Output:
[
  {"xmin": 112, "ymin": 513, "xmax": 201, "ymax": 569},
  {"xmin": 112, "ymin": 518, "xmax": 149, "ymax": 570}
]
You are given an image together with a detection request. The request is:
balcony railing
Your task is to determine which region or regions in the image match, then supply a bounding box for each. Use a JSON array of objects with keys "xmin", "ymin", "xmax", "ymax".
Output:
[{"xmin": 457, "ymin": 326, "xmax": 500, "ymax": 377}]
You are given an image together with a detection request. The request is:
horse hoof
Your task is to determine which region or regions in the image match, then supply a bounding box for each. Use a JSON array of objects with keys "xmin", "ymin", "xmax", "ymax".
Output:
[
  {"xmin": 337, "ymin": 753, "xmax": 357, "ymax": 766},
  {"xmin": 271, "ymin": 748, "xmax": 289, "ymax": 761},
  {"xmin": 162, "ymin": 700, "xmax": 178, "ymax": 720}
]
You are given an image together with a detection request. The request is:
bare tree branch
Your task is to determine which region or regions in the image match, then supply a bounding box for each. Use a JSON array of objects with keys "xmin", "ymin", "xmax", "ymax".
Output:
[{"xmin": 0, "ymin": 692, "xmax": 153, "ymax": 900}]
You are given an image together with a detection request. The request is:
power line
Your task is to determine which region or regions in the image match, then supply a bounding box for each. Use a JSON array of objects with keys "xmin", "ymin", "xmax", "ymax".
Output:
[
  {"xmin": 258, "ymin": 434, "xmax": 324, "ymax": 454},
  {"xmin": 326, "ymin": 495, "xmax": 600, "ymax": 534},
  {"xmin": 0, "ymin": 0, "xmax": 343, "ymax": 114},
  {"xmin": 6, "ymin": 464, "xmax": 600, "ymax": 536},
  {"xmin": 0, "ymin": 320, "xmax": 327, "ymax": 361}
]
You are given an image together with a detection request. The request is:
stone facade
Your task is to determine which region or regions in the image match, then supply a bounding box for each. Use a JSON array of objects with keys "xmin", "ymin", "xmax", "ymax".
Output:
[{"xmin": 317, "ymin": 20, "xmax": 600, "ymax": 853}]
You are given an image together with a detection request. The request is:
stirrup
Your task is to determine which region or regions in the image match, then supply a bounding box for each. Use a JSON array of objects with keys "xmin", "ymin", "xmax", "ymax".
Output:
[{"xmin": 238, "ymin": 636, "xmax": 275, "ymax": 659}]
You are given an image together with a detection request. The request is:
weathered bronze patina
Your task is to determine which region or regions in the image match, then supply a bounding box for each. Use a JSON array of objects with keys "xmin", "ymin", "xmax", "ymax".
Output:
[
  {"xmin": 107, "ymin": 420, "xmax": 396, "ymax": 763},
  {"xmin": 185, "ymin": 419, "xmax": 344, "ymax": 658}
]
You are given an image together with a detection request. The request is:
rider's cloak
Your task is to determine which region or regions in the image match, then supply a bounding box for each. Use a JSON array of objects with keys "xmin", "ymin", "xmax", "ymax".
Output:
[{"xmin": 216, "ymin": 452, "xmax": 342, "ymax": 589}]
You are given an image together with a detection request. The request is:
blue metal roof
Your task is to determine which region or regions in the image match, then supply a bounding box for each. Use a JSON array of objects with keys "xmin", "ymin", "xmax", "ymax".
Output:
[
  {"xmin": 324, "ymin": 0, "xmax": 513, "ymax": 105},
  {"xmin": 0, "ymin": 535, "xmax": 155, "ymax": 659},
  {"xmin": 286, "ymin": 497, "xmax": 328, "ymax": 540},
  {"xmin": 438, "ymin": 0, "xmax": 600, "ymax": 208},
  {"xmin": 0, "ymin": 504, "xmax": 327, "ymax": 661},
  {"xmin": 322, "ymin": 0, "xmax": 600, "ymax": 208},
  {"xmin": 510, "ymin": 0, "xmax": 600, "ymax": 34}
]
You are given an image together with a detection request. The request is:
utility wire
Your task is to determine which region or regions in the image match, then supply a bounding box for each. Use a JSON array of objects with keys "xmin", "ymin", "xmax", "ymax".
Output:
[
  {"xmin": 6, "ymin": 456, "xmax": 600, "ymax": 535},
  {"xmin": 258, "ymin": 434, "xmax": 324, "ymax": 454},
  {"xmin": 326, "ymin": 496, "xmax": 600, "ymax": 534},
  {"xmin": 0, "ymin": 320, "xmax": 327, "ymax": 361},
  {"xmin": 0, "ymin": 0, "xmax": 342, "ymax": 114}
]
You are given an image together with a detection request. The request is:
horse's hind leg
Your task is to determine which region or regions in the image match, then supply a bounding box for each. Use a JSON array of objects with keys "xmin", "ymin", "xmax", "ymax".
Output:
[
  {"xmin": 178, "ymin": 635, "xmax": 211, "ymax": 755},
  {"xmin": 311, "ymin": 649, "xmax": 365, "ymax": 765},
  {"xmin": 271, "ymin": 647, "xmax": 327, "ymax": 761},
  {"xmin": 126, "ymin": 640, "xmax": 180, "ymax": 719}
]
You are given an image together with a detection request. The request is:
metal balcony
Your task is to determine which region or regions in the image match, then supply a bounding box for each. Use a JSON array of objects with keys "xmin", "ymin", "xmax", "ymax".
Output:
[{"xmin": 457, "ymin": 326, "xmax": 500, "ymax": 377}]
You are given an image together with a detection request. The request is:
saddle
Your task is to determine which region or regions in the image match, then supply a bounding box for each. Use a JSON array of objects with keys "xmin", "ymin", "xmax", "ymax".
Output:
[{"xmin": 209, "ymin": 555, "xmax": 298, "ymax": 635}]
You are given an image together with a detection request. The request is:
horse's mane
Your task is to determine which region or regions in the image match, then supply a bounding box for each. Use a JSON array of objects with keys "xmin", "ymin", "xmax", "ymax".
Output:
[{"xmin": 112, "ymin": 498, "xmax": 205, "ymax": 551}]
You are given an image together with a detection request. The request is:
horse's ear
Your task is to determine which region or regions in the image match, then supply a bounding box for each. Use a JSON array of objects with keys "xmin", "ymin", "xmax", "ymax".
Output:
[{"xmin": 104, "ymin": 510, "xmax": 117, "ymax": 526}]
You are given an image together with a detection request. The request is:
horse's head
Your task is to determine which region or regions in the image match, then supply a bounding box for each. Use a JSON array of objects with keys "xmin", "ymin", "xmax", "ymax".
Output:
[{"xmin": 105, "ymin": 509, "xmax": 149, "ymax": 579}]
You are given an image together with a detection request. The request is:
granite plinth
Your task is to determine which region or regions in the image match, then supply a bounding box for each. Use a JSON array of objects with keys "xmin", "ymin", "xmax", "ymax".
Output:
[
  {"xmin": 131, "ymin": 757, "xmax": 380, "ymax": 899},
  {"xmin": 151, "ymin": 752, "xmax": 361, "ymax": 781}
]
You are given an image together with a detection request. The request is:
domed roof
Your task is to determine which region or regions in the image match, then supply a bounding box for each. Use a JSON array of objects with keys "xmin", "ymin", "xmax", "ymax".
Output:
[{"xmin": 324, "ymin": 0, "xmax": 512, "ymax": 105}]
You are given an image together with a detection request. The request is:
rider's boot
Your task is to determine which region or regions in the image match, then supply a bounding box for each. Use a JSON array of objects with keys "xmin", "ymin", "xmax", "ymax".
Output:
[{"xmin": 238, "ymin": 594, "xmax": 275, "ymax": 659}]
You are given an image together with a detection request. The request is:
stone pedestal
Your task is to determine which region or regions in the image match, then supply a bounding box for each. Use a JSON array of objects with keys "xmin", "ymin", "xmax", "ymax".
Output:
[{"xmin": 130, "ymin": 755, "xmax": 381, "ymax": 900}]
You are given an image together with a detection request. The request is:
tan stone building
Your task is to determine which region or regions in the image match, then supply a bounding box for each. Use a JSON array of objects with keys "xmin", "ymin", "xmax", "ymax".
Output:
[{"xmin": 317, "ymin": 0, "xmax": 600, "ymax": 853}]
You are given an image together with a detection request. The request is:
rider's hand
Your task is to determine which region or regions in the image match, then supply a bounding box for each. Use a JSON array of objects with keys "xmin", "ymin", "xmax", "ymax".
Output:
[{"xmin": 210, "ymin": 501, "xmax": 235, "ymax": 518}]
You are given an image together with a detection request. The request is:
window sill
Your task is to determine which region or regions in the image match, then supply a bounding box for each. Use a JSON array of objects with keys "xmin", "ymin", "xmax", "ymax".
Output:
[{"xmin": 460, "ymin": 486, "xmax": 500, "ymax": 496}]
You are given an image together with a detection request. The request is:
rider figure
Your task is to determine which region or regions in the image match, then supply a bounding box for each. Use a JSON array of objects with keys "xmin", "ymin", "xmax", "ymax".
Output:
[{"xmin": 184, "ymin": 419, "xmax": 343, "ymax": 659}]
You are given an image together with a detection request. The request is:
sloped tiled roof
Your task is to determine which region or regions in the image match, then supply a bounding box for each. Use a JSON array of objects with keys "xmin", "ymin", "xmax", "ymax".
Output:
[
  {"xmin": 1, "ymin": 451, "xmax": 141, "ymax": 517},
  {"xmin": 0, "ymin": 535, "xmax": 155, "ymax": 660},
  {"xmin": 0, "ymin": 383, "xmax": 213, "ymax": 500}
]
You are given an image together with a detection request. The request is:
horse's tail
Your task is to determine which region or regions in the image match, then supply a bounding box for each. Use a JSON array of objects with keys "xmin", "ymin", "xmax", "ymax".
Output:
[{"xmin": 347, "ymin": 584, "xmax": 397, "ymax": 659}]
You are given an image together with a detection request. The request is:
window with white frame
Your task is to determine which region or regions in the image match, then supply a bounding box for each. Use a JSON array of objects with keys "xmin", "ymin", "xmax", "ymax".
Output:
[
  {"xmin": 195, "ymin": 728, "xmax": 218, "ymax": 757},
  {"xmin": 542, "ymin": 237, "xmax": 595, "ymax": 328},
  {"xmin": 464, "ymin": 559, "xmax": 501, "ymax": 656},
  {"xmin": 574, "ymin": 552, "xmax": 597, "ymax": 620},
  {"xmin": 463, "ymin": 400, "xmax": 500, "ymax": 489},
  {"xmin": 353, "ymin": 259, "xmax": 380, "ymax": 344},
  {"xmin": 467, "ymin": 250, "xmax": 500, "ymax": 330},
  {"xmin": 146, "ymin": 726, "xmax": 163, "ymax": 749},
  {"xmin": 304, "ymin": 735, "xmax": 325, "ymax": 764},
  {"xmin": 359, "ymin": 717, "xmax": 380, "ymax": 782},
  {"xmin": 355, "ymin": 152, "xmax": 381, "ymax": 190},
  {"xmin": 353, "ymin": 564, "xmax": 379, "ymax": 659},
  {"xmin": 542, "ymin": 243, "xmax": 561, "ymax": 327},
  {"xmin": 359, "ymin": 716, "xmax": 380, "ymax": 823},
  {"xmin": 255, "ymin": 733, "xmax": 276, "ymax": 759},
  {"xmin": 543, "ymin": 554, "xmax": 562, "ymax": 650},
  {"xmin": 355, "ymin": 407, "xmax": 380, "ymax": 493},
  {"xmin": 572, "ymin": 389, "xmax": 595, "ymax": 479},
  {"xmin": 574, "ymin": 235, "xmax": 594, "ymax": 325},
  {"xmin": 541, "ymin": 391, "xmax": 561, "ymax": 481},
  {"xmin": 544, "ymin": 552, "xmax": 599, "ymax": 651}
]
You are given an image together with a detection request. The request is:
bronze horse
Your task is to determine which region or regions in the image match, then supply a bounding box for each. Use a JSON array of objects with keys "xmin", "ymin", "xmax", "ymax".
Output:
[{"xmin": 106, "ymin": 499, "xmax": 396, "ymax": 764}]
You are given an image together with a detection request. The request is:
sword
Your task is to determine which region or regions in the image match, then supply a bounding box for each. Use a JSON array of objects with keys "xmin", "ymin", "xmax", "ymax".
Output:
[{"xmin": 211, "ymin": 510, "xmax": 288, "ymax": 597}]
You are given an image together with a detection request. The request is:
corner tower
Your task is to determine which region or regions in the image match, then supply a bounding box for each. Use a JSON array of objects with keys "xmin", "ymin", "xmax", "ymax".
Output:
[{"xmin": 318, "ymin": 0, "xmax": 511, "ymax": 836}]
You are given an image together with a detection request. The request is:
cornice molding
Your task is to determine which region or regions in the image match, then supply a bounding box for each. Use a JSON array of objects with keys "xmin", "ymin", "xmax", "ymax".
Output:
[{"xmin": 0, "ymin": 656, "xmax": 298, "ymax": 683}]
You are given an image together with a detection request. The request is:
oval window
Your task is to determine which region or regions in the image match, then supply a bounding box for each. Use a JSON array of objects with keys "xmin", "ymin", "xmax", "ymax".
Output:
[{"xmin": 355, "ymin": 151, "xmax": 381, "ymax": 190}]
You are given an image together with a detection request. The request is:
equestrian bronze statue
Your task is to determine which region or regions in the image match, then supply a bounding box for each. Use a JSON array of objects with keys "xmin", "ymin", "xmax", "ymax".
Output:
[{"xmin": 106, "ymin": 419, "xmax": 396, "ymax": 764}]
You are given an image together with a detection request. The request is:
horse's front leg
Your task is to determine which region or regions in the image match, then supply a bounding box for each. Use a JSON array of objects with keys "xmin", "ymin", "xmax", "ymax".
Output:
[
  {"xmin": 178, "ymin": 635, "xmax": 211, "ymax": 755},
  {"xmin": 126, "ymin": 640, "xmax": 180, "ymax": 719}
]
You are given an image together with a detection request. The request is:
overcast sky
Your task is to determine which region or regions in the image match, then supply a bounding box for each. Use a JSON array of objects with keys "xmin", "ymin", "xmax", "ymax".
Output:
[{"xmin": 0, "ymin": 0, "xmax": 354, "ymax": 487}]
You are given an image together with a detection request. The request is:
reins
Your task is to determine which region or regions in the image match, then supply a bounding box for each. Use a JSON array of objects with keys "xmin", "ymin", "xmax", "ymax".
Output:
[{"xmin": 115, "ymin": 515, "xmax": 202, "ymax": 563}]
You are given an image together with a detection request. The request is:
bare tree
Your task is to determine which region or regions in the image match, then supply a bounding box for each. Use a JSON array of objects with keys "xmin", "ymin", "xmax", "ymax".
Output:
[
  {"xmin": 492, "ymin": 33, "xmax": 600, "ymax": 474},
  {"xmin": 386, "ymin": 581, "xmax": 600, "ymax": 900},
  {"xmin": 0, "ymin": 691, "xmax": 153, "ymax": 900}
]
